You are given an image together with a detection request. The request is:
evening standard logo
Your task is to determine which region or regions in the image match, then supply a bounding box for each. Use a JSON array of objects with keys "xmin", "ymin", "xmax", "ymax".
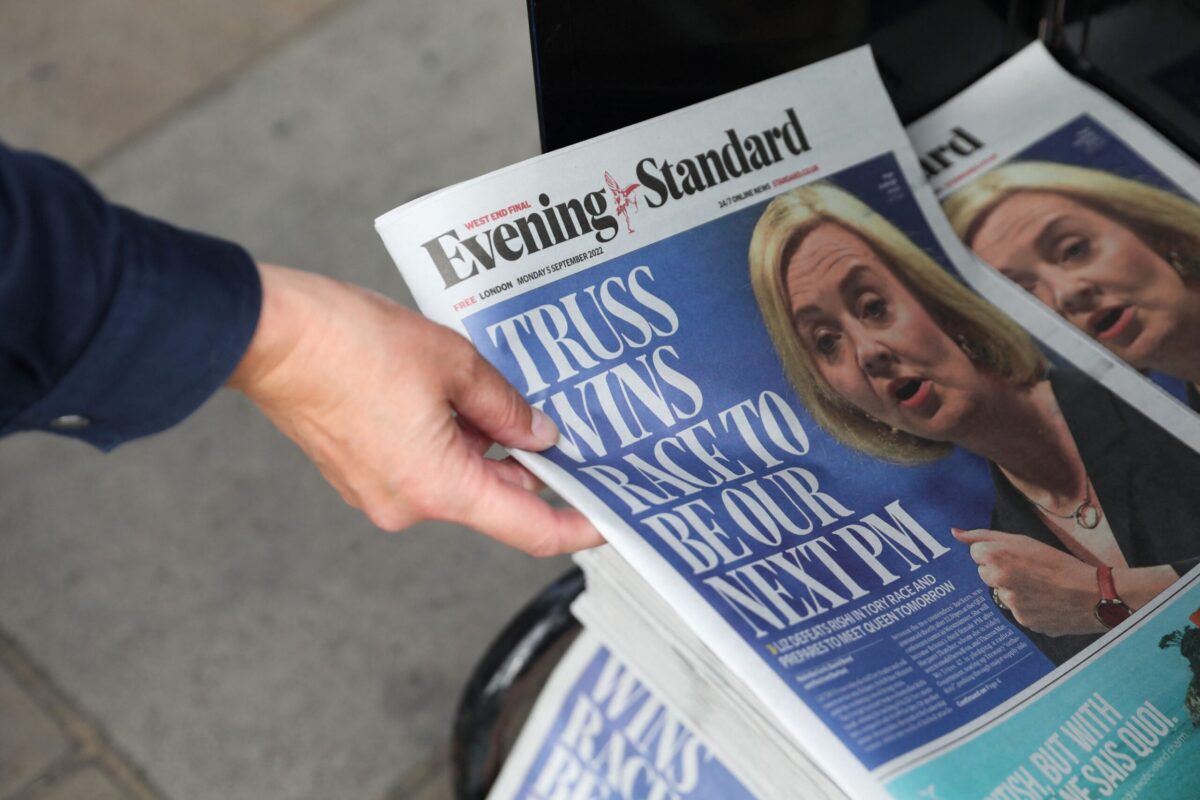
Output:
[
  {"xmin": 918, "ymin": 126, "xmax": 985, "ymax": 178},
  {"xmin": 420, "ymin": 107, "xmax": 812, "ymax": 290}
]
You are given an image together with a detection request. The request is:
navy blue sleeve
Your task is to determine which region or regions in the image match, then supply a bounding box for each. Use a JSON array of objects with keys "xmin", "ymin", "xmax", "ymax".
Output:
[{"xmin": 0, "ymin": 142, "xmax": 262, "ymax": 450}]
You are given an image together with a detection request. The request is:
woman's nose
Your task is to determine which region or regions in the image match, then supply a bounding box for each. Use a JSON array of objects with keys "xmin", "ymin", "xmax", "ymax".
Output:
[
  {"xmin": 857, "ymin": 338, "xmax": 895, "ymax": 375},
  {"xmin": 1045, "ymin": 271, "xmax": 1097, "ymax": 315}
]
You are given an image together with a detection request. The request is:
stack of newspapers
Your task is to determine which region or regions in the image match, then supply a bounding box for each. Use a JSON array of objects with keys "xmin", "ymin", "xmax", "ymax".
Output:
[{"xmin": 377, "ymin": 43, "xmax": 1200, "ymax": 800}]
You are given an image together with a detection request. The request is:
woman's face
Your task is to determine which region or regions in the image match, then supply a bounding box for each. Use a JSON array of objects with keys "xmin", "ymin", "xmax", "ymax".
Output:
[
  {"xmin": 785, "ymin": 223, "xmax": 991, "ymax": 443},
  {"xmin": 970, "ymin": 191, "xmax": 1190, "ymax": 371}
]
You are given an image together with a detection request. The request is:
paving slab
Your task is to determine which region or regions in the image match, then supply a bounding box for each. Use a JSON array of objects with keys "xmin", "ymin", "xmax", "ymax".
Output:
[
  {"xmin": 0, "ymin": 630, "xmax": 165, "ymax": 800},
  {"xmin": 381, "ymin": 746, "xmax": 453, "ymax": 800},
  {"xmin": 22, "ymin": 767, "xmax": 129, "ymax": 800},
  {"xmin": 0, "ymin": 0, "xmax": 353, "ymax": 167},
  {"xmin": 0, "ymin": 1, "xmax": 565, "ymax": 799},
  {"xmin": 0, "ymin": 665, "xmax": 71, "ymax": 797}
]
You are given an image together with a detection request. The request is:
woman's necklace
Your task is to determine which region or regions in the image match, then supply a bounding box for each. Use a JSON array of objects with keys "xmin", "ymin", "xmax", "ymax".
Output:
[
  {"xmin": 999, "ymin": 383, "xmax": 1103, "ymax": 530},
  {"xmin": 1029, "ymin": 479, "xmax": 1101, "ymax": 529}
]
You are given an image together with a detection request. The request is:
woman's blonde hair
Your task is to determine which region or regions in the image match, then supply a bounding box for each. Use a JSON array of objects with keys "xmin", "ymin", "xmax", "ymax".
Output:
[
  {"xmin": 944, "ymin": 161, "xmax": 1200, "ymax": 279},
  {"xmin": 748, "ymin": 182, "xmax": 1045, "ymax": 465}
]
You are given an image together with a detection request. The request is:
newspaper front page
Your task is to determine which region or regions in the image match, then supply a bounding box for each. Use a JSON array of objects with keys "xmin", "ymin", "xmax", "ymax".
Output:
[
  {"xmin": 486, "ymin": 630, "xmax": 755, "ymax": 800},
  {"xmin": 377, "ymin": 47, "xmax": 1200, "ymax": 798},
  {"xmin": 909, "ymin": 42, "xmax": 1200, "ymax": 446}
]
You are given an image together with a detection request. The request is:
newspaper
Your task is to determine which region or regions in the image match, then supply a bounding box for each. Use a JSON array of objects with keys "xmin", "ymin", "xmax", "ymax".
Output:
[
  {"xmin": 486, "ymin": 629, "xmax": 755, "ymax": 800},
  {"xmin": 908, "ymin": 42, "xmax": 1200, "ymax": 447},
  {"xmin": 572, "ymin": 546, "xmax": 836, "ymax": 800},
  {"xmin": 377, "ymin": 46, "xmax": 1200, "ymax": 799}
]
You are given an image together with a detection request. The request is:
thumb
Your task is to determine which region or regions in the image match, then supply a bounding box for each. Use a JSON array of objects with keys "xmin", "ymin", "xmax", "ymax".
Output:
[
  {"xmin": 445, "ymin": 343, "xmax": 559, "ymax": 452},
  {"xmin": 452, "ymin": 464, "xmax": 605, "ymax": 555}
]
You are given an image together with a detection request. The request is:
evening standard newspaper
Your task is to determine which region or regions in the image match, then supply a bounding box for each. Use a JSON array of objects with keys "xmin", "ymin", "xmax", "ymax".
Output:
[
  {"xmin": 485, "ymin": 630, "xmax": 755, "ymax": 800},
  {"xmin": 908, "ymin": 42, "xmax": 1200, "ymax": 447},
  {"xmin": 377, "ymin": 47, "xmax": 1200, "ymax": 799}
]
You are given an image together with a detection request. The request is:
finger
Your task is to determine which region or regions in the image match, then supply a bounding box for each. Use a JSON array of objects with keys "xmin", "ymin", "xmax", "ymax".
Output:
[
  {"xmin": 994, "ymin": 587, "xmax": 1016, "ymax": 611},
  {"xmin": 952, "ymin": 527, "xmax": 1006, "ymax": 544},
  {"xmin": 458, "ymin": 418, "xmax": 546, "ymax": 489},
  {"xmin": 978, "ymin": 564, "xmax": 1003, "ymax": 587},
  {"xmin": 968, "ymin": 541, "xmax": 997, "ymax": 565},
  {"xmin": 451, "ymin": 469, "xmax": 604, "ymax": 556},
  {"xmin": 484, "ymin": 456, "xmax": 548, "ymax": 492},
  {"xmin": 456, "ymin": 417, "xmax": 495, "ymax": 456},
  {"xmin": 445, "ymin": 343, "xmax": 559, "ymax": 452}
]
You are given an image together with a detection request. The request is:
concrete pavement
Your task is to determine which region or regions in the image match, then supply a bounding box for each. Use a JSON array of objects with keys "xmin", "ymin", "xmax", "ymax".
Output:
[{"xmin": 0, "ymin": 1, "xmax": 566, "ymax": 798}]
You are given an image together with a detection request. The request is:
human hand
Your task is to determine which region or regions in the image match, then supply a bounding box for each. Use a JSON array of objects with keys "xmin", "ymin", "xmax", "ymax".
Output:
[
  {"xmin": 952, "ymin": 527, "xmax": 1105, "ymax": 636},
  {"xmin": 226, "ymin": 263, "xmax": 604, "ymax": 556}
]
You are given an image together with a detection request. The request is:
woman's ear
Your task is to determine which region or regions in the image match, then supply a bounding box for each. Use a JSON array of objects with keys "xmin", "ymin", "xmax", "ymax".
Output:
[{"xmin": 1137, "ymin": 225, "xmax": 1200, "ymax": 281}]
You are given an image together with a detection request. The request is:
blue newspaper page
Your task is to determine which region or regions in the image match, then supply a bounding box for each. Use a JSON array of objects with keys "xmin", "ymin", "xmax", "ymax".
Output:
[{"xmin": 486, "ymin": 631, "xmax": 755, "ymax": 800}]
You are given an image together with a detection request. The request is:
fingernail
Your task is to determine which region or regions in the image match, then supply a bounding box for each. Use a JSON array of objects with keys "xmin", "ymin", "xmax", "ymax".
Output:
[
  {"xmin": 951, "ymin": 527, "xmax": 965, "ymax": 536},
  {"xmin": 531, "ymin": 408, "xmax": 559, "ymax": 447}
]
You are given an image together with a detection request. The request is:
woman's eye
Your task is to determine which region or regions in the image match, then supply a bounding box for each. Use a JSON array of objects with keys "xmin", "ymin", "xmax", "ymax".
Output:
[
  {"xmin": 814, "ymin": 331, "xmax": 839, "ymax": 356},
  {"xmin": 1059, "ymin": 237, "xmax": 1090, "ymax": 264},
  {"xmin": 863, "ymin": 297, "xmax": 887, "ymax": 319}
]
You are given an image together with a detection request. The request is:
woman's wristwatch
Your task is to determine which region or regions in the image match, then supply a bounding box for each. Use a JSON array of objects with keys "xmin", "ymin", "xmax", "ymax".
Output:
[{"xmin": 1094, "ymin": 565, "xmax": 1133, "ymax": 629}]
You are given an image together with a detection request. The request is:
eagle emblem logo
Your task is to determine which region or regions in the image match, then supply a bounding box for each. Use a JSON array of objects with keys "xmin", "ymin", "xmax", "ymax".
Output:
[{"xmin": 605, "ymin": 171, "xmax": 640, "ymax": 234}]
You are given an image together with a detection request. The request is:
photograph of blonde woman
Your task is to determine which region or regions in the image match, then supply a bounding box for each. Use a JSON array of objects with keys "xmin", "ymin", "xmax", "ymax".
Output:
[
  {"xmin": 943, "ymin": 161, "xmax": 1200, "ymax": 406},
  {"xmin": 750, "ymin": 181, "xmax": 1200, "ymax": 665}
]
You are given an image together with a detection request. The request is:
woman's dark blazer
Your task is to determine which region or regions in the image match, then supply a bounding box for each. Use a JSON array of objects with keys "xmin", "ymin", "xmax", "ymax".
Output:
[{"xmin": 989, "ymin": 369, "xmax": 1200, "ymax": 665}]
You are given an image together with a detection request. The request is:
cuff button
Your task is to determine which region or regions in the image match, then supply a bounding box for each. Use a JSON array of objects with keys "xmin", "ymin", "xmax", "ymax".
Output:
[{"xmin": 50, "ymin": 414, "xmax": 91, "ymax": 431}]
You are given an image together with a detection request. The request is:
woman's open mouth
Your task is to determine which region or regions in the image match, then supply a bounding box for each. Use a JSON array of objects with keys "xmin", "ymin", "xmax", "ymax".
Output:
[
  {"xmin": 890, "ymin": 378, "xmax": 931, "ymax": 409},
  {"xmin": 1088, "ymin": 305, "xmax": 1134, "ymax": 342}
]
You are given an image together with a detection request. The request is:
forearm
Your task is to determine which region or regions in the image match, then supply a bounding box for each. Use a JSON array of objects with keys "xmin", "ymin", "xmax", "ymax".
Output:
[{"xmin": 0, "ymin": 143, "xmax": 599, "ymax": 555}]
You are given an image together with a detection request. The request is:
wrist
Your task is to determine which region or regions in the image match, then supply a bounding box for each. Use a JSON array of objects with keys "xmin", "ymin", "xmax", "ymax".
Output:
[
  {"xmin": 226, "ymin": 263, "xmax": 316, "ymax": 396},
  {"xmin": 1094, "ymin": 565, "xmax": 1134, "ymax": 630}
]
